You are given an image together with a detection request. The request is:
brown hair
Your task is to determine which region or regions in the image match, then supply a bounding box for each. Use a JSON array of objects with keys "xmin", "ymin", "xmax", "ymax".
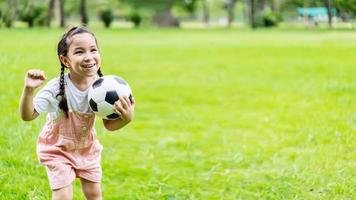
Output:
[{"xmin": 56, "ymin": 26, "xmax": 103, "ymax": 117}]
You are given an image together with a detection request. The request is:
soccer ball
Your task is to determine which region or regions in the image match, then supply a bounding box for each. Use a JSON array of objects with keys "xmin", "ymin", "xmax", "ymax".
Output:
[{"xmin": 88, "ymin": 75, "xmax": 133, "ymax": 120}]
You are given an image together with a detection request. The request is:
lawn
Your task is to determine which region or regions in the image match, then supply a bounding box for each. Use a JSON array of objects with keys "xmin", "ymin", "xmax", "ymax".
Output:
[{"xmin": 0, "ymin": 27, "xmax": 355, "ymax": 199}]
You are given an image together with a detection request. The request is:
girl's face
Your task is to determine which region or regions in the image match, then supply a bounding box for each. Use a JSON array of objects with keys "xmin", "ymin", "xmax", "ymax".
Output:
[{"xmin": 61, "ymin": 33, "xmax": 101, "ymax": 79}]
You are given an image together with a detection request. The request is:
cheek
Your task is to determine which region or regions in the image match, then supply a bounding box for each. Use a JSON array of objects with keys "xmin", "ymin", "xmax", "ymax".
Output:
[{"xmin": 96, "ymin": 57, "xmax": 101, "ymax": 65}]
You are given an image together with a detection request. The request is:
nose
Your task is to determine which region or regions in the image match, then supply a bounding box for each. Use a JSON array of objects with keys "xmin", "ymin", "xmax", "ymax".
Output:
[{"xmin": 84, "ymin": 52, "xmax": 93, "ymax": 62}]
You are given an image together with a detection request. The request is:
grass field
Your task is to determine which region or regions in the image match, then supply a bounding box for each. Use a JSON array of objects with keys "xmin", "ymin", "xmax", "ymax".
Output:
[{"xmin": 0, "ymin": 27, "xmax": 355, "ymax": 199}]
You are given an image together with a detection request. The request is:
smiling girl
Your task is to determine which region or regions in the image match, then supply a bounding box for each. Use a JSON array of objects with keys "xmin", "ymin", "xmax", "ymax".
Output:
[{"xmin": 19, "ymin": 26, "xmax": 135, "ymax": 200}]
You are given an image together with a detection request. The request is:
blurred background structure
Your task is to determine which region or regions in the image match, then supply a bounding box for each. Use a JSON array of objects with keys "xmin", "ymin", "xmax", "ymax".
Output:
[{"xmin": 0, "ymin": 0, "xmax": 356, "ymax": 29}]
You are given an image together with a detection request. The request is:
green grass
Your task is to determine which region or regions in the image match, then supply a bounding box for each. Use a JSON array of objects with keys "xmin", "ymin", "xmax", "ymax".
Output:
[{"xmin": 0, "ymin": 27, "xmax": 355, "ymax": 199}]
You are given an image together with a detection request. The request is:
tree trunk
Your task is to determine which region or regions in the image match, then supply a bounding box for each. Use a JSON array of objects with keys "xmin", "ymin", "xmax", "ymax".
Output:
[
  {"xmin": 5, "ymin": 0, "xmax": 17, "ymax": 28},
  {"xmin": 244, "ymin": 0, "xmax": 249, "ymax": 25},
  {"xmin": 324, "ymin": 0, "xmax": 332, "ymax": 28},
  {"xmin": 250, "ymin": 0, "xmax": 256, "ymax": 28},
  {"xmin": 47, "ymin": 0, "xmax": 55, "ymax": 27},
  {"xmin": 257, "ymin": 0, "xmax": 267, "ymax": 11},
  {"xmin": 59, "ymin": 0, "xmax": 65, "ymax": 27},
  {"xmin": 202, "ymin": 0, "xmax": 210, "ymax": 27},
  {"xmin": 152, "ymin": 8, "xmax": 179, "ymax": 27},
  {"xmin": 28, "ymin": 19, "xmax": 34, "ymax": 27},
  {"xmin": 303, "ymin": 0, "xmax": 308, "ymax": 27},
  {"xmin": 272, "ymin": 0, "xmax": 280, "ymax": 14},
  {"xmin": 227, "ymin": 0, "xmax": 237, "ymax": 28},
  {"xmin": 80, "ymin": 0, "xmax": 88, "ymax": 26}
]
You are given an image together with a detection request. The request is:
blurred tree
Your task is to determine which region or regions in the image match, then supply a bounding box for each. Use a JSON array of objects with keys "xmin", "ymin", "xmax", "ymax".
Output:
[
  {"xmin": 120, "ymin": 0, "xmax": 192, "ymax": 27},
  {"xmin": 324, "ymin": 0, "xmax": 333, "ymax": 28},
  {"xmin": 245, "ymin": 0, "xmax": 283, "ymax": 28},
  {"xmin": 336, "ymin": 0, "xmax": 356, "ymax": 28},
  {"xmin": 202, "ymin": 0, "xmax": 210, "ymax": 27},
  {"xmin": 46, "ymin": 0, "xmax": 54, "ymax": 27},
  {"xmin": 272, "ymin": 0, "xmax": 280, "ymax": 14},
  {"xmin": 46, "ymin": 0, "xmax": 65, "ymax": 27},
  {"xmin": 99, "ymin": 9, "xmax": 114, "ymax": 28},
  {"xmin": 1, "ymin": 0, "xmax": 17, "ymax": 27},
  {"xmin": 183, "ymin": 0, "xmax": 198, "ymax": 18},
  {"xmin": 247, "ymin": 0, "xmax": 257, "ymax": 28},
  {"xmin": 127, "ymin": 11, "xmax": 142, "ymax": 27},
  {"xmin": 18, "ymin": 0, "xmax": 46, "ymax": 27},
  {"xmin": 80, "ymin": 0, "xmax": 88, "ymax": 25},
  {"xmin": 59, "ymin": 0, "xmax": 65, "ymax": 27},
  {"xmin": 225, "ymin": 0, "xmax": 237, "ymax": 28}
]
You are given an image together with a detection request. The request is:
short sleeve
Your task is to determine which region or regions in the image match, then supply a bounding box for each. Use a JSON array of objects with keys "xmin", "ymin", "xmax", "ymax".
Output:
[{"xmin": 33, "ymin": 78, "xmax": 60, "ymax": 114}]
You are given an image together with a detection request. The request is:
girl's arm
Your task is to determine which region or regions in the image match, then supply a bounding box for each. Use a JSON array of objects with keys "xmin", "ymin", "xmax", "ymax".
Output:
[
  {"xmin": 19, "ymin": 70, "xmax": 46, "ymax": 121},
  {"xmin": 20, "ymin": 87, "xmax": 39, "ymax": 121},
  {"xmin": 103, "ymin": 96, "xmax": 135, "ymax": 131}
]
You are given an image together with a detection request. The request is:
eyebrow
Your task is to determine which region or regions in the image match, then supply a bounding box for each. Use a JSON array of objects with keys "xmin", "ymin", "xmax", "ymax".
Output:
[{"xmin": 73, "ymin": 46, "xmax": 97, "ymax": 50}]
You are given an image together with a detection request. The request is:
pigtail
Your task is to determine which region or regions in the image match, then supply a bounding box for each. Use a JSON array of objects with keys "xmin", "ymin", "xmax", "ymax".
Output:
[
  {"xmin": 97, "ymin": 68, "xmax": 103, "ymax": 77},
  {"xmin": 56, "ymin": 63, "xmax": 69, "ymax": 117}
]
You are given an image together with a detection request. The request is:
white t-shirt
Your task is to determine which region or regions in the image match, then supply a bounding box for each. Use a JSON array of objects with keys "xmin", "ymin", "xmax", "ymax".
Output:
[{"xmin": 34, "ymin": 73, "xmax": 93, "ymax": 120}]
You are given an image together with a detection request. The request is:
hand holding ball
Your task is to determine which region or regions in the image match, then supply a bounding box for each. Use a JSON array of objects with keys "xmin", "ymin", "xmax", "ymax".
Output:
[{"xmin": 88, "ymin": 75, "xmax": 133, "ymax": 120}]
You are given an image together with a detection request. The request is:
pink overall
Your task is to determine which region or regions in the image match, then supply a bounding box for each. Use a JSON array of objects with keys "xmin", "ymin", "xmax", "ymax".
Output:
[{"xmin": 37, "ymin": 111, "xmax": 102, "ymax": 190}]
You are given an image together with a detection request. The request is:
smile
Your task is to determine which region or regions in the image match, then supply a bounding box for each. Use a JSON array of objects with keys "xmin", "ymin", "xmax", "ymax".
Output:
[{"xmin": 81, "ymin": 64, "xmax": 96, "ymax": 68}]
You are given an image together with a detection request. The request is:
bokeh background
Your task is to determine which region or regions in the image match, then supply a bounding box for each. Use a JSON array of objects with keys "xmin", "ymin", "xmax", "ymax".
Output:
[{"xmin": 0, "ymin": 0, "xmax": 355, "ymax": 199}]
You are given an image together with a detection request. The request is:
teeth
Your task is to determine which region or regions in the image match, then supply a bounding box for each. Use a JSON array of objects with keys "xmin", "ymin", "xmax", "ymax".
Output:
[{"xmin": 82, "ymin": 64, "xmax": 95, "ymax": 68}]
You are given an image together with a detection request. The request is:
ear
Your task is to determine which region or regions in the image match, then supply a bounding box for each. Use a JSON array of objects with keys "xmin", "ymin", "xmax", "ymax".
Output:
[{"xmin": 59, "ymin": 55, "xmax": 70, "ymax": 68}]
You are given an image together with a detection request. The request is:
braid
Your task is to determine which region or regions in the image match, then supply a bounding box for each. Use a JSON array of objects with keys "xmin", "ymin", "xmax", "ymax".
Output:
[
  {"xmin": 97, "ymin": 68, "xmax": 103, "ymax": 77},
  {"xmin": 56, "ymin": 64, "xmax": 69, "ymax": 117}
]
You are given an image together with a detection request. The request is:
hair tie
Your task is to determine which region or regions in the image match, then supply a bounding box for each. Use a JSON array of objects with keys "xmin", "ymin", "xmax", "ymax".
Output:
[{"xmin": 56, "ymin": 95, "xmax": 63, "ymax": 101}]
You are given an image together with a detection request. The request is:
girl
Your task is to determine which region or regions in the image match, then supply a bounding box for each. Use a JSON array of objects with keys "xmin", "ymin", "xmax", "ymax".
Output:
[{"xmin": 19, "ymin": 26, "xmax": 135, "ymax": 200}]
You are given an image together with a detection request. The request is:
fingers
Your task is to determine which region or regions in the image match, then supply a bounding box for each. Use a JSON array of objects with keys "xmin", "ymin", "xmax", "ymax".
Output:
[
  {"xmin": 113, "ymin": 100, "xmax": 125, "ymax": 118},
  {"xmin": 27, "ymin": 69, "xmax": 46, "ymax": 80},
  {"xmin": 128, "ymin": 95, "xmax": 135, "ymax": 106},
  {"xmin": 112, "ymin": 96, "xmax": 135, "ymax": 119},
  {"xmin": 129, "ymin": 96, "xmax": 135, "ymax": 111},
  {"xmin": 120, "ymin": 97, "xmax": 129, "ymax": 110}
]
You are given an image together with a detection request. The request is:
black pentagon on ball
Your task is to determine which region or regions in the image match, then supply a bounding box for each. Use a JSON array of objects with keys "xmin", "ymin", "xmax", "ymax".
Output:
[
  {"xmin": 105, "ymin": 90, "xmax": 119, "ymax": 105},
  {"xmin": 129, "ymin": 94, "xmax": 133, "ymax": 104},
  {"xmin": 89, "ymin": 99, "xmax": 98, "ymax": 112},
  {"xmin": 107, "ymin": 113, "xmax": 120, "ymax": 119},
  {"xmin": 114, "ymin": 77, "xmax": 127, "ymax": 85},
  {"xmin": 92, "ymin": 78, "xmax": 104, "ymax": 89}
]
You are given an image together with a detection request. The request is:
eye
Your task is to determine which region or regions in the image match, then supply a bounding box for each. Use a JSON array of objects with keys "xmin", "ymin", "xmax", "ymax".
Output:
[
  {"xmin": 75, "ymin": 51, "xmax": 83, "ymax": 54},
  {"xmin": 91, "ymin": 48, "xmax": 98, "ymax": 52}
]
